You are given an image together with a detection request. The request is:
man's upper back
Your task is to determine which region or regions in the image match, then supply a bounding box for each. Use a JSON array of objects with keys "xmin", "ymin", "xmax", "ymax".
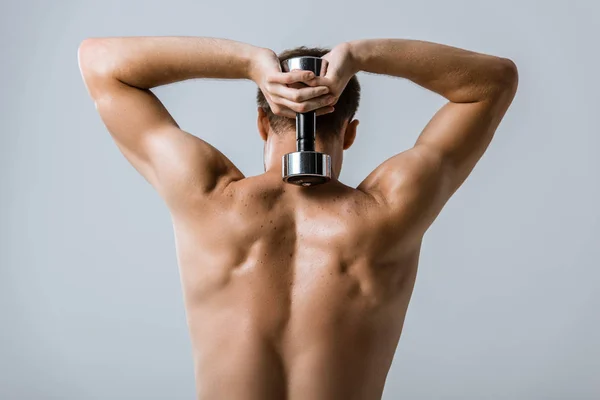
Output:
[{"xmin": 175, "ymin": 172, "xmax": 423, "ymax": 399}]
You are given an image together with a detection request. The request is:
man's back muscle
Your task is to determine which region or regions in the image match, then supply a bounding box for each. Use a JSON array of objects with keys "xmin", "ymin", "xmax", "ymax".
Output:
[{"xmin": 175, "ymin": 173, "xmax": 421, "ymax": 400}]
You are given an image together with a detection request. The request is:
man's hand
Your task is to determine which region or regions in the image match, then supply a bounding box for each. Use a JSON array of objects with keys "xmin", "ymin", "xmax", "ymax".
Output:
[
  {"xmin": 250, "ymin": 49, "xmax": 337, "ymax": 118},
  {"xmin": 318, "ymin": 42, "xmax": 359, "ymax": 106}
]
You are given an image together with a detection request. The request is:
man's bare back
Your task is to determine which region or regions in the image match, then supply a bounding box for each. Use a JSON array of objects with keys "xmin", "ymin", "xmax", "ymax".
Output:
[
  {"xmin": 78, "ymin": 36, "xmax": 517, "ymax": 399},
  {"xmin": 178, "ymin": 174, "xmax": 419, "ymax": 399}
]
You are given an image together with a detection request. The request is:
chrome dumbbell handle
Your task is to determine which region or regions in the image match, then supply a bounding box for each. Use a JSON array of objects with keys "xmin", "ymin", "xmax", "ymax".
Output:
[
  {"xmin": 281, "ymin": 56, "xmax": 332, "ymax": 187},
  {"xmin": 281, "ymin": 56, "xmax": 322, "ymax": 152}
]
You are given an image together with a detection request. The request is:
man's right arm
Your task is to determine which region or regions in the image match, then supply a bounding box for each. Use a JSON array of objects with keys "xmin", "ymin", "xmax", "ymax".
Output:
[{"xmin": 353, "ymin": 39, "xmax": 518, "ymax": 236}]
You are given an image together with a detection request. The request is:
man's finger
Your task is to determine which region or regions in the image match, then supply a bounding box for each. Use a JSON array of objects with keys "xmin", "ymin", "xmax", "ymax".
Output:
[
  {"xmin": 267, "ymin": 70, "xmax": 315, "ymax": 85},
  {"xmin": 319, "ymin": 59, "xmax": 329, "ymax": 77},
  {"xmin": 275, "ymin": 94, "xmax": 335, "ymax": 114},
  {"xmin": 268, "ymin": 97, "xmax": 297, "ymax": 118},
  {"xmin": 303, "ymin": 76, "xmax": 334, "ymax": 88},
  {"xmin": 269, "ymin": 84, "xmax": 329, "ymax": 103},
  {"xmin": 315, "ymin": 106, "xmax": 335, "ymax": 116},
  {"xmin": 270, "ymin": 95, "xmax": 335, "ymax": 118}
]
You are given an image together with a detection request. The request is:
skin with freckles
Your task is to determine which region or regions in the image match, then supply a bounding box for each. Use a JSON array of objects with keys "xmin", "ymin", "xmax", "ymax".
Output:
[{"xmin": 79, "ymin": 36, "xmax": 517, "ymax": 399}]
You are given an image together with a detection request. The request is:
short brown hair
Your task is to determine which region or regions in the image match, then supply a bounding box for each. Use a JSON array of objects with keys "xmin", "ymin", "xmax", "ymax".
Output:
[{"xmin": 256, "ymin": 46, "xmax": 360, "ymax": 140}]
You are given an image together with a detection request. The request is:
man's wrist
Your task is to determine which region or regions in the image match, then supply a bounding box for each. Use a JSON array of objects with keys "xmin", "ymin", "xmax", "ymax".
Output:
[
  {"xmin": 244, "ymin": 46, "xmax": 268, "ymax": 82},
  {"xmin": 247, "ymin": 46, "xmax": 278, "ymax": 83},
  {"xmin": 346, "ymin": 40, "xmax": 369, "ymax": 73}
]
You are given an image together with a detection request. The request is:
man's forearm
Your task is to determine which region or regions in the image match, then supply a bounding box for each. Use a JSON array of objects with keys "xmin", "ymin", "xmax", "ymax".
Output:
[
  {"xmin": 348, "ymin": 39, "xmax": 517, "ymax": 103},
  {"xmin": 79, "ymin": 36, "xmax": 265, "ymax": 89}
]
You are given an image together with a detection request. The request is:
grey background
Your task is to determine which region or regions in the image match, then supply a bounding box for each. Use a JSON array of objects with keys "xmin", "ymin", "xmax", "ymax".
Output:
[{"xmin": 1, "ymin": 0, "xmax": 598, "ymax": 399}]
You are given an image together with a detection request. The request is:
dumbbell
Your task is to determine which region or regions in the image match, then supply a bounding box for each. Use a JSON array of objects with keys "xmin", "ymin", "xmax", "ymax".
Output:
[{"xmin": 281, "ymin": 56, "xmax": 332, "ymax": 187}]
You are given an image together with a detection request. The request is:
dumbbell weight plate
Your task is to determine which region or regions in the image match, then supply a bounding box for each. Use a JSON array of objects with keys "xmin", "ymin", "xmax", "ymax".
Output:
[{"xmin": 282, "ymin": 151, "xmax": 331, "ymax": 187}]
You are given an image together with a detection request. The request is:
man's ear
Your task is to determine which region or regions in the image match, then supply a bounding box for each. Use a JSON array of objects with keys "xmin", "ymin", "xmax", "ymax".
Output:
[
  {"xmin": 257, "ymin": 107, "xmax": 270, "ymax": 141},
  {"xmin": 343, "ymin": 119, "xmax": 359, "ymax": 150}
]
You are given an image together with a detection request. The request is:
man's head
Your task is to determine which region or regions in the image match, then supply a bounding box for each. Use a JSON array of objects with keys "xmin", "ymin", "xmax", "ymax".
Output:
[{"xmin": 256, "ymin": 46, "xmax": 361, "ymax": 176}]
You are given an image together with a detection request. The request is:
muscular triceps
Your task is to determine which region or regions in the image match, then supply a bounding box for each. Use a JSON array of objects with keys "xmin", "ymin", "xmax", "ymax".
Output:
[
  {"xmin": 359, "ymin": 86, "xmax": 517, "ymax": 236},
  {"xmin": 414, "ymin": 93, "xmax": 515, "ymax": 197},
  {"xmin": 82, "ymin": 74, "xmax": 243, "ymax": 208}
]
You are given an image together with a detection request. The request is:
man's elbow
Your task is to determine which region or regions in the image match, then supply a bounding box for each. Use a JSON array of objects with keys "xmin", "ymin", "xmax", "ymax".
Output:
[
  {"xmin": 77, "ymin": 38, "xmax": 118, "ymax": 95},
  {"xmin": 491, "ymin": 57, "xmax": 519, "ymax": 97}
]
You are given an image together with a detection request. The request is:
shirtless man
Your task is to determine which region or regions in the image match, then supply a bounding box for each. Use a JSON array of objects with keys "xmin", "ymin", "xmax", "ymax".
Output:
[{"xmin": 78, "ymin": 36, "xmax": 518, "ymax": 399}]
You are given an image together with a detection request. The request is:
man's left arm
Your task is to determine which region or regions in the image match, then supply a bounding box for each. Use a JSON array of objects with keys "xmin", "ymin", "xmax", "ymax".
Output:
[{"xmin": 78, "ymin": 37, "xmax": 260, "ymax": 208}]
